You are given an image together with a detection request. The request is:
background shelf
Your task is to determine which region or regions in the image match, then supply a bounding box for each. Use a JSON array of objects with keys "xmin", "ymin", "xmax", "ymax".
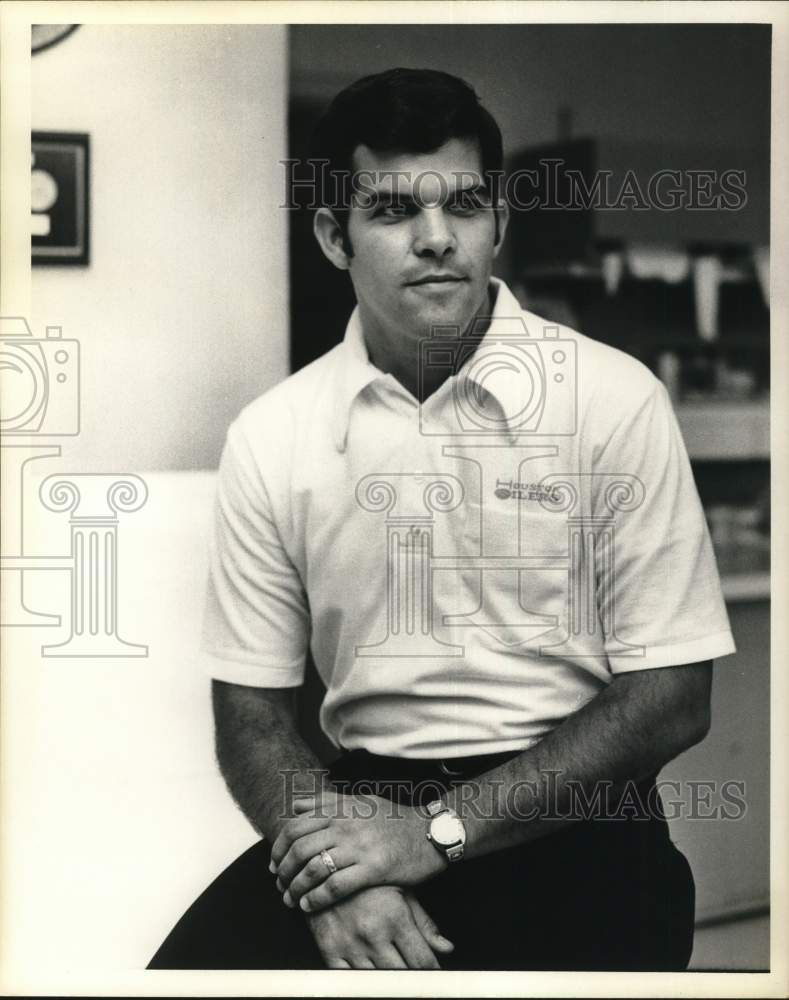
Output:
[
  {"xmin": 677, "ymin": 400, "xmax": 769, "ymax": 460},
  {"xmin": 721, "ymin": 572, "xmax": 770, "ymax": 602}
]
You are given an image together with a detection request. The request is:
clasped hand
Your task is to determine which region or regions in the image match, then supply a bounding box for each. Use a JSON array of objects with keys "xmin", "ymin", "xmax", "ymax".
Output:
[{"xmin": 270, "ymin": 790, "xmax": 444, "ymax": 913}]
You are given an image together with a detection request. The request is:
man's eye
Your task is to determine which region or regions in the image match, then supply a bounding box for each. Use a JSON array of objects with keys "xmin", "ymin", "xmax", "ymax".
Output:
[
  {"xmin": 449, "ymin": 194, "xmax": 484, "ymax": 215},
  {"xmin": 377, "ymin": 203, "xmax": 414, "ymax": 219}
]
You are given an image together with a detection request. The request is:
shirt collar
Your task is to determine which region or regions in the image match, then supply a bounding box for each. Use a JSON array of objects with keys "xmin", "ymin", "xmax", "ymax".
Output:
[
  {"xmin": 331, "ymin": 277, "xmax": 531, "ymax": 452},
  {"xmin": 331, "ymin": 307, "xmax": 382, "ymax": 452},
  {"xmin": 459, "ymin": 278, "xmax": 537, "ymax": 444}
]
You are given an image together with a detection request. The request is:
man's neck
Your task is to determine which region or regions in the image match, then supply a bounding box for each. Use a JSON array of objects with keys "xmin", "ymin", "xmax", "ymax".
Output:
[{"xmin": 363, "ymin": 284, "xmax": 496, "ymax": 403}]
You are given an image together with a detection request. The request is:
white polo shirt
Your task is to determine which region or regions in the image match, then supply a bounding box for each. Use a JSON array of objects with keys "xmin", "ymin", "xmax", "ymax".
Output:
[{"xmin": 203, "ymin": 278, "xmax": 735, "ymax": 758}]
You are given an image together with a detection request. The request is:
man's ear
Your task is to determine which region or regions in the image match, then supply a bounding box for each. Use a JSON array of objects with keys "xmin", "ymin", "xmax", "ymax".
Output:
[
  {"xmin": 313, "ymin": 208, "xmax": 351, "ymax": 271},
  {"xmin": 492, "ymin": 199, "xmax": 510, "ymax": 259}
]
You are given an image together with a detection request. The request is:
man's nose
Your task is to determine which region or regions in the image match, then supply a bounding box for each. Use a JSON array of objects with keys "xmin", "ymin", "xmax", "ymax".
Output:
[{"xmin": 412, "ymin": 208, "xmax": 456, "ymax": 257}]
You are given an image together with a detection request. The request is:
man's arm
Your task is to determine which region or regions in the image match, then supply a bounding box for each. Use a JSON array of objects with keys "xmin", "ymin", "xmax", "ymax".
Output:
[
  {"xmin": 212, "ymin": 679, "xmax": 455, "ymax": 969},
  {"xmin": 212, "ymin": 680, "xmax": 330, "ymax": 842},
  {"xmin": 272, "ymin": 661, "xmax": 712, "ymax": 908},
  {"xmin": 441, "ymin": 659, "xmax": 712, "ymax": 860}
]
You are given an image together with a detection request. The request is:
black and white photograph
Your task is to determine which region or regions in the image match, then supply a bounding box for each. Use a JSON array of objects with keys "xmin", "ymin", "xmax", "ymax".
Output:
[{"xmin": 0, "ymin": 2, "xmax": 786, "ymax": 995}]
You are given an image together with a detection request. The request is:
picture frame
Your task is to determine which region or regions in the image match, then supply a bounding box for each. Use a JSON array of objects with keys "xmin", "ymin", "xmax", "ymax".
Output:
[{"xmin": 31, "ymin": 130, "xmax": 90, "ymax": 265}]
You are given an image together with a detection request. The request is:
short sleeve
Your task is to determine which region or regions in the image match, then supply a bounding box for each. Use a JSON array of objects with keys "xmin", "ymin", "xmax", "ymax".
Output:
[
  {"xmin": 594, "ymin": 379, "xmax": 736, "ymax": 673},
  {"xmin": 202, "ymin": 421, "xmax": 309, "ymax": 687}
]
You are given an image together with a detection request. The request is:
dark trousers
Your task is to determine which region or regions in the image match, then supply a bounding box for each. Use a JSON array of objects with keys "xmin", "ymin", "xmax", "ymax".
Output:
[{"xmin": 148, "ymin": 749, "xmax": 695, "ymax": 971}]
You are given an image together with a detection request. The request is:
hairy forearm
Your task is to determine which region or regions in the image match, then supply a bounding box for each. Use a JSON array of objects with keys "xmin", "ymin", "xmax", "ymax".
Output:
[
  {"xmin": 212, "ymin": 681, "xmax": 330, "ymax": 842},
  {"xmin": 267, "ymin": 665, "xmax": 714, "ymax": 911},
  {"xmin": 441, "ymin": 661, "xmax": 712, "ymax": 862}
]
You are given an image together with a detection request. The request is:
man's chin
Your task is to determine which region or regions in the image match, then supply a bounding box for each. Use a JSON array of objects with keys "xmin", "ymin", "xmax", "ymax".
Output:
[
  {"xmin": 411, "ymin": 301, "xmax": 479, "ymax": 337},
  {"xmin": 408, "ymin": 281, "xmax": 491, "ymax": 333}
]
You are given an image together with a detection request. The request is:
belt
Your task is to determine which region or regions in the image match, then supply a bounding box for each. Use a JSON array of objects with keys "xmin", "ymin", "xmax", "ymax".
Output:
[
  {"xmin": 328, "ymin": 748, "xmax": 665, "ymax": 822},
  {"xmin": 329, "ymin": 747, "xmax": 524, "ymax": 786}
]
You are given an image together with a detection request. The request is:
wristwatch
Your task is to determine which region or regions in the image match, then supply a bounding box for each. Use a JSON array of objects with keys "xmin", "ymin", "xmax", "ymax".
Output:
[{"xmin": 425, "ymin": 799, "xmax": 466, "ymax": 862}]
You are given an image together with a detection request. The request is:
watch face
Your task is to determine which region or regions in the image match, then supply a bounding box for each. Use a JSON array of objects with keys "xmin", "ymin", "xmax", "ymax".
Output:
[{"xmin": 431, "ymin": 812, "xmax": 466, "ymax": 847}]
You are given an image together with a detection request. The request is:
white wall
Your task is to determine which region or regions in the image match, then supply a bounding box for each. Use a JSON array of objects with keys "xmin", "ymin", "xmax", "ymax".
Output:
[
  {"xmin": 31, "ymin": 24, "xmax": 289, "ymax": 471},
  {"xmin": 1, "ymin": 472, "xmax": 257, "ymax": 981}
]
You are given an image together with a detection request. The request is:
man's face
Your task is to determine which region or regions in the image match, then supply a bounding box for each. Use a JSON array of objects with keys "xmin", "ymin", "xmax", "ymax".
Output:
[{"xmin": 344, "ymin": 138, "xmax": 505, "ymax": 357}]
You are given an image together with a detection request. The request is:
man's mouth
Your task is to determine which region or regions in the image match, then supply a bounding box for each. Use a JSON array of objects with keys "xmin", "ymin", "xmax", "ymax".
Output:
[{"xmin": 405, "ymin": 274, "xmax": 468, "ymax": 286}]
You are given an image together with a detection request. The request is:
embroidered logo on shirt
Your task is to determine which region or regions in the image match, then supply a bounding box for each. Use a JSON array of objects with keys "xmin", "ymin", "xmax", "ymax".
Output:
[{"xmin": 494, "ymin": 478, "xmax": 561, "ymax": 503}]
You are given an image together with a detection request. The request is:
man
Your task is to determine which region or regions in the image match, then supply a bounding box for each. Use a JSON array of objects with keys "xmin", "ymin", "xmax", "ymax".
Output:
[{"xmin": 150, "ymin": 68, "xmax": 735, "ymax": 972}]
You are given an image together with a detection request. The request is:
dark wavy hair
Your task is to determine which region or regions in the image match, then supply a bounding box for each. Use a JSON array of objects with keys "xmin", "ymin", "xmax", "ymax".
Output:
[{"xmin": 312, "ymin": 68, "xmax": 503, "ymax": 253}]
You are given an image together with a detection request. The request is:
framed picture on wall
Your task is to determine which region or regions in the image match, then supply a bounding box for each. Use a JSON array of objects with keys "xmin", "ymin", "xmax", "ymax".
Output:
[{"xmin": 31, "ymin": 131, "xmax": 90, "ymax": 265}]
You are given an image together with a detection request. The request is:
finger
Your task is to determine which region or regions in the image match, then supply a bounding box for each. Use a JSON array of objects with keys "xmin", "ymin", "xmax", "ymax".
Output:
[
  {"xmin": 299, "ymin": 866, "xmax": 368, "ymax": 913},
  {"xmin": 270, "ymin": 814, "xmax": 331, "ymax": 870},
  {"xmin": 372, "ymin": 944, "xmax": 407, "ymax": 970},
  {"xmin": 406, "ymin": 895, "xmax": 455, "ymax": 953},
  {"xmin": 325, "ymin": 958, "xmax": 351, "ymax": 969},
  {"xmin": 292, "ymin": 791, "xmax": 344, "ymax": 817},
  {"xmin": 277, "ymin": 830, "xmax": 338, "ymax": 893},
  {"xmin": 292, "ymin": 796, "xmax": 319, "ymax": 814},
  {"xmin": 348, "ymin": 953, "xmax": 375, "ymax": 969},
  {"xmin": 270, "ymin": 814, "xmax": 331, "ymax": 869},
  {"xmin": 287, "ymin": 845, "xmax": 354, "ymax": 904},
  {"xmin": 394, "ymin": 926, "xmax": 441, "ymax": 970}
]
